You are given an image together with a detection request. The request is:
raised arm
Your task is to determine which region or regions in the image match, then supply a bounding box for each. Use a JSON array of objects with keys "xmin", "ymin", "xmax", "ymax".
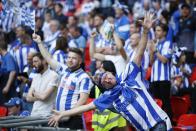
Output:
[
  {"xmin": 89, "ymin": 32, "xmax": 105, "ymax": 61},
  {"xmin": 32, "ymin": 34, "xmax": 59, "ymax": 70},
  {"xmin": 133, "ymin": 12, "xmax": 155, "ymax": 66},
  {"xmin": 48, "ymin": 102, "xmax": 96, "ymax": 127},
  {"xmin": 113, "ymin": 33, "xmax": 128, "ymax": 61}
]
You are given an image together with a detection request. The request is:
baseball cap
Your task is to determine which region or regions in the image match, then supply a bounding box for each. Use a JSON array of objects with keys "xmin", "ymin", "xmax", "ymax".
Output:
[
  {"xmin": 4, "ymin": 97, "xmax": 22, "ymax": 107},
  {"xmin": 181, "ymin": 3, "xmax": 191, "ymax": 9}
]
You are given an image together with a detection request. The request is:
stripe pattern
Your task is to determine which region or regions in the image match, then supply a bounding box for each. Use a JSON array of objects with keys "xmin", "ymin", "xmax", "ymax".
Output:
[
  {"xmin": 94, "ymin": 62, "xmax": 172, "ymax": 130},
  {"xmin": 20, "ymin": 2, "xmax": 35, "ymax": 30},
  {"xmin": 55, "ymin": 64, "xmax": 93, "ymax": 111},
  {"xmin": 151, "ymin": 40, "xmax": 172, "ymax": 82}
]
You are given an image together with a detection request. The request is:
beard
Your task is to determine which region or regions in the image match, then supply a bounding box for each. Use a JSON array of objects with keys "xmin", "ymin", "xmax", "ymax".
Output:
[{"xmin": 35, "ymin": 64, "xmax": 44, "ymax": 73}]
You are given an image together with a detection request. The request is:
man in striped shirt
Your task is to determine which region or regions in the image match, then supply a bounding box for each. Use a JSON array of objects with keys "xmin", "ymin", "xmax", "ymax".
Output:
[
  {"xmin": 48, "ymin": 12, "xmax": 172, "ymax": 131},
  {"xmin": 149, "ymin": 23, "xmax": 173, "ymax": 119},
  {"xmin": 32, "ymin": 35, "xmax": 93, "ymax": 130}
]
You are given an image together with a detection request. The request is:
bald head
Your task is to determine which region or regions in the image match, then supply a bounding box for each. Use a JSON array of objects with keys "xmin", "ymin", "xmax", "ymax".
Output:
[{"xmin": 50, "ymin": 20, "xmax": 60, "ymax": 33}]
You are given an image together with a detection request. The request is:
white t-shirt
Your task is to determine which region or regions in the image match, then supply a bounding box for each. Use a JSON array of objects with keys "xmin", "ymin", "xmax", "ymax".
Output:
[
  {"xmin": 105, "ymin": 55, "xmax": 127, "ymax": 76},
  {"xmin": 31, "ymin": 69, "xmax": 58, "ymax": 117}
]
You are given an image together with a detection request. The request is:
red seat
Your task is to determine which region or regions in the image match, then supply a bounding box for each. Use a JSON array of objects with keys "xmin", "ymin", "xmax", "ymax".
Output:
[
  {"xmin": 177, "ymin": 114, "xmax": 196, "ymax": 126},
  {"xmin": 173, "ymin": 114, "xmax": 196, "ymax": 131},
  {"xmin": 84, "ymin": 42, "xmax": 91, "ymax": 71},
  {"xmin": 0, "ymin": 106, "xmax": 8, "ymax": 131},
  {"xmin": 83, "ymin": 98, "xmax": 94, "ymax": 131},
  {"xmin": 154, "ymin": 99, "xmax": 163, "ymax": 108},
  {"xmin": 0, "ymin": 106, "xmax": 8, "ymax": 117},
  {"xmin": 189, "ymin": 66, "xmax": 196, "ymax": 85},
  {"xmin": 145, "ymin": 66, "xmax": 151, "ymax": 81},
  {"xmin": 182, "ymin": 95, "xmax": 191, "ymax": 109},
  {"xmin": 170, "ymin": 96, "xmax": 189, "ymax": 123}
]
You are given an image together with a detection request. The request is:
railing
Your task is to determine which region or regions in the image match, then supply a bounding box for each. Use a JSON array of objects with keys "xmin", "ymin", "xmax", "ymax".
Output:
[{"xmin": 0, "ymin": 116, "xmax": 82, "ymax": 131}]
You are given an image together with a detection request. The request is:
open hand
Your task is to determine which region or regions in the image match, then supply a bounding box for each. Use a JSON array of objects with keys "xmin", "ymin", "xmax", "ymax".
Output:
[
  {"xmin": 139, "ymin": 12, "xmax": 156, "ymax": 31},
  {"xmin": 48, "ymin": 110, "xmax": 62, "ymax": 127}
]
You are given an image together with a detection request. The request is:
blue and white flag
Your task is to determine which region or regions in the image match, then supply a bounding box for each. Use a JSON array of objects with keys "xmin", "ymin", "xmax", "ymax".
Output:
[
  {"xmin": 1, "ymin": 0, "xmax": 15, "ymax": 32},
  {"xmin": 20, "ymin": 2, "xmax": 35, "ymax": 31},
  {"xmin": 1, "ymin": 0, "xmax": 34, "ymax": 32}
]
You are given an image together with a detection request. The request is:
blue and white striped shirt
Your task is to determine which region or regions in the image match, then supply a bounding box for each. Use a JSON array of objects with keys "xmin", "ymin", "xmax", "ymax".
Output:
[
  {"xmin": 1, "ymin": 10, "xmax": 14, "ymax": 33},
  {"xmin": 94, "ymin": 62, "xmax": 172, "ymax": 130},
  {"xmin": 14, "ymin": 44, "xmax": 38, "ymax": 72},
  {"xmin": 55, "ymin": 64, "xmax": 93, "ymax": 111},
  {"xmin": 151, "ymin": 40, "xmax": 173, "ymax": 82},
  {"xmin": 124, "ymin": 40, "xmax": 150, "ymax": 71},
  {"xmin": 171, "ymin": 64, "xmax": 192, "ymax": 88},
  {"xmin": 52, "ymin": 50, "xmax": 67, "ymax": 64}
]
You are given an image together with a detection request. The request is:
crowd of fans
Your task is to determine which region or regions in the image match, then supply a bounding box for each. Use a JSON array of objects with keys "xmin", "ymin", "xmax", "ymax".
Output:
[{"xmin": 0, "ymin": 0, "xmax": 196, "ymax": 130}]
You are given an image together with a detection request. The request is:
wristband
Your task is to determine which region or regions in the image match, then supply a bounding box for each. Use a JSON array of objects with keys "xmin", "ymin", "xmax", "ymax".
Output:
[{"xmin": 154, "ymin": 48, "xmax": 158, "ymax": 54}]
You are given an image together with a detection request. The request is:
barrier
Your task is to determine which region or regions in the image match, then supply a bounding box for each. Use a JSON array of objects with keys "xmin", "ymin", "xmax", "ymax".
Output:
[{"xmin": 0, "ymin": 116, "xmax": 79, "ymax": 131}]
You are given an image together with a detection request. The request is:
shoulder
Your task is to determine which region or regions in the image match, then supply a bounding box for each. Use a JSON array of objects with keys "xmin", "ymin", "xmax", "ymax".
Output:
[
  {"xmin": 77, "ymin": 70, "xmax": 91, "ymax": 80},
  {"xmin": 56, "ymin": 63, "xmax": 68, "ymax": 74},
  {"xmin": 121, "ymin": 15, "xmax": 130, "ymax": 22},
  {"xmin": 4, "ymin": 52, "xmax": 13, "ymax": 59},
  {"xmin": 121, "ymin": 61, "xmax": 141, "ymax": 80},
  {"xmin": 48, "ymin": 69, "xmax": 58, "ymax": 77}
]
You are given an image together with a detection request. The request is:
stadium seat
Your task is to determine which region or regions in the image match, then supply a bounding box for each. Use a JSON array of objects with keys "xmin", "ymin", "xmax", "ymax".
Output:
[
  {"xmin": 145, "ymin": 66, "xmax": 151, "ymax": 81},
  {"xmin": 170, "ymin": 96, "xmax": 190, "ymax": 123},
  {"xmin": 182, "ymin": 95, "xmax": 191, "ymax": 110},
  {"xmin": 177, "ymin": 114, "xmax": 196, "ymax": 126},
  {"xmin": 83, "ymin": 98, "xmax": 94, "ymax": 131},
  {"xmin": 0, "ymin": 106, "xmax": 8, "ymax": 117},
  {"xmin": 0, "ymin": 106, "xmax": 8, "ymax": 131},
  {"xmin": 154, "ymin": 99, "xmax": 163, "ymax": 108},
  {"xmin": 84, "ymin": 42, "xmax": 91, "ymax": 71},
  {"xmin": 189, "ymin": 66, "xmax": 196, "ymax": 85},
  {"xmin": 173, "ymin": 114, "xmax": 196, "ymax": 131}
]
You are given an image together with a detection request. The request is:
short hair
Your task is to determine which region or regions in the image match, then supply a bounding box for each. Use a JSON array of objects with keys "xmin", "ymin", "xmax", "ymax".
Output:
[
  {"xmin": 50, "ymin": 19, "xmax": 60, "ymax": 29},
  {"xmin": 161, "ymin": 10, "xmax": 170, "ymax": 23},
  {"xmin": 94, "ymin": 13, "xmax": 105, "ymax": 20},
  {"xmin": 69, "ymin": 15, "xmax": 78, "ymax": 22},
  {"xmin": 0, "ymin": 40, "xmax": 7, "ymax": 50},
  {"xmin": 56, "ymin": 3, "xmax": 63, "ymax": 9},
  {"xmin": 55, "ymin": 36, "xmax": 68, "ymax": 51},
  {"xmin": 69, "ymin": 48, "xmax": 83, "ymax": 58},
  {"xmin": 155, "ymin": 22, "xmax": 168, "ymax": 33},
  {"xmin": 32, "ymin": 52, "xmax": 44, "ymax": 60},
  {"xmin": 60, "ymin": 23, "xmax": 68, "ymax": 30},
  {"xmin": 181, "ymin": 3, "xmax": 191, "ymax": 10},
  {"xmin": 69, "ymin": 26, "xmax": 81, "ymax": 33},
  {"xmin": 102, "ymin": 60, "xmax": 116, "ymax": 75}
]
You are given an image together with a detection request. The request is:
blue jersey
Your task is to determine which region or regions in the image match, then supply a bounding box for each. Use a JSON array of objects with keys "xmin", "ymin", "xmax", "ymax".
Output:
[
  {"xmin": 151, "ymin": 40, "xmax": 172, "ymax": 82},
  {"xmin": 55, "ymin": 64, "xmax": 93, "ymax": 111},
  {"xmin": 114, "ymin": 15, "xmax": 130, "ymax": 41},
  {"xmin": 171, "ymin": 64, "xmax": 192, "ymax": 88},
  {"xmin": 94, "ymin": 62, "xmax": 172, "ymax": 130},
  {"xmin": 0, "ymin": 52, "xmax": 18, "ymax": 74}
]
